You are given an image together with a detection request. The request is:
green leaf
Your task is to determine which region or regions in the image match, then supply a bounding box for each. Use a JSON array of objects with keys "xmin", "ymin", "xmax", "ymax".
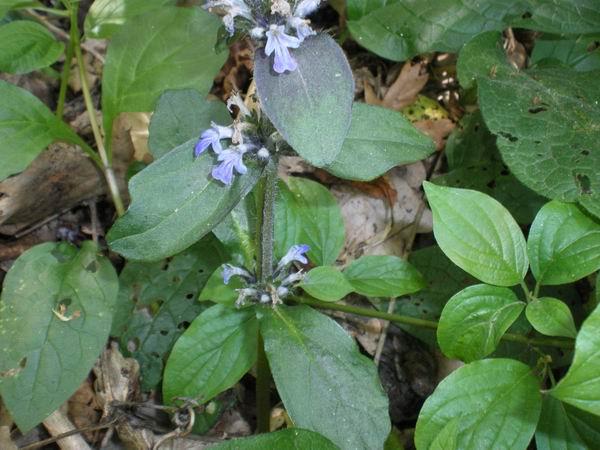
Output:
[
  {"xmin": 531, "ymin": 35, "xmax": 600, "ymax": 72},
  {"xmin": 254, "ymin": 34, "xmax": 353, "ymax": 167},
  {"xmin": 343, "ymin": 255, "xmax": 425, "ymax": 298},
  {"xmin": 0, "ymin": 80, "xmax": 87, "ymax": 181},
  {"xmin": 101, "ymin": 7, "xmax": 226, "ymax": 149},
  {"xmin": 148, "ymin": 89, "xmax": 230, "ymax": 160},
  {"xmin": 260, "ymin": 305, "xmax": 390, "ymax": 450},
  {"xmin": 198, "ymin": 266, "xmax": 244, "ymax": 307},
  {"xmin": 526, "ymin": 297, "xmax": 577, "ymax": 339},
  {"xmin": 299, "ymin": 266, "xmax": 354, "ymax": 302},
  {"xmin": 460, "ymin": 31, "xmax": 600, "ymax": 216},
  {"xmin": 0, "ymin": 0, "xmax": 40, "ymax": 19},
  {"xmin": 114, "ymin": 235, "xmax": 226, "ymax": 390},
  {"xmin": 107, "ymin": 139, "xmax": 262, "ymax": 261},
  {"xmin": 435, "ymin": 111, "xmax": 545, "ymax": 224},
  {"xmin": 275, "ymin": 177, "xmax": 345, "ymax": 266},
  {"xmin": 163, "ymin": 304, "xmax": 257, "ymax": 404},
  {"xmin": 84, "ymin": 0, "xmax": 176, "ymax": 38},
  {"xmin": 348, "ymin": 0, "xmax": 600, "ymax": 62},
  {"xmin": 210, "ymin": 428, "xmax": 338, "ymax": 450},
  {"xmin": 552, "ymin": 303, "xmax": 600, "ymax": 414},
  {"xmin": 415, "ymin": 358, "xmax": 541, "ymax": 450},
  {"xmin": 536, "ymin": 395, "xmax": 600, "ymax": 450},
  {"xmin": 528, "ymin": 200, "xmax": 600, "ymax": 285},
  {"xmin": 437, "ymin": 284, "xmax": 524, "ymax": 362},
  {"xmin": 0, "ymin": 21, "xmax": 64, "ymax": 74},
  {"xmin": 423, "ymin": 182, "xmax": 528, "ymax": 286},
  {"xmin": 325, "ymin": 102, "xmax": 434, "ymax": 181},
  {"xmin": 0, "ymin": 242, "xmax": 118, "ymax": 432},
  {"xmin": 429, "ymin": 418, "xmax": 459, "ymax": 450}
]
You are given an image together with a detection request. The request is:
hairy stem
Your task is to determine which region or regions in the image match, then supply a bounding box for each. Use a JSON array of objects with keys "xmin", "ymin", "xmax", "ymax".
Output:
[
  {"xmin": 254, "ymin": 160, "xmax": 278, "ymax": 283},
  {"xmin": 70, "ymin": 1, "xmax": 125, "ymax": 216},
  {"xmin": 292, "ymin": 295, "xmax": 574, "ymax": 350}
]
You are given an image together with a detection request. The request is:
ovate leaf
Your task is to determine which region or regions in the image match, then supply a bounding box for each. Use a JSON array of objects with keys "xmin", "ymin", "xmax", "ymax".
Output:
[
  {"xmin": 343, "ymin": 255, "xmax": 425, "ymax": 297},
  {"xmin": 437, "ymin": 284, "xmax": 524, "ymax": 362},
  {"xmin": 0, "ymin": 80, "xmax": 87, "ymax": 181},
  {"xmin": 299, "ymin": 266, "xmax": 354, "ymax": 302},
  {"xmin": 552, "ymin": 303, "xmax": 600, "ymax": 414},
  {"xmin": 198, "ymin": 266, "xmax": 244, "ymax": 307},
  {"xmin": 274, "ymin": 177, "xmax": 345, "ymax": 266},
  {"xmin": 0, "ymin": 1, "xmax": 40, "ymax": 19},
  {"xmin": 211, "ymin": 428, "xmax": 338, "ymax": 449},
  {"xmin": 528, "ymin": 201, "xmax": 600, "ymax": 285},
  {"xmin": 84, "ymin": 0, "xmax": 176, "ymax": 38},
  {"xmin": 148, "ymin": 89, "xmax": 230, "ymax": 160},
  {"xmin": 536, "ymin": 395, "xmax": 600, "ymax": 450},
  {"xmin": 163, "ymin": 304, "xmax": 257, "ymax": 404},
  {"xmin": 107, "ymin": 139, "xmax": 262, "ymax": 261},
  {"xmin": 260, "ymin": 305, "xmax": 390, "ymax": 450},
  {"xmin": 415, "ymin": 359, "xmax": 541, "ymax": 450},
  {"xmin": 325, "ymin": 102, "xmax": 435, "ymax": 181},
  {"xmin": 531, "ymin": 35, "xmax": 600, "ymax": 72},
  {"xmin": 0, "ymin": 21, "xmax": 64, "ymax": 74},
  {"xmin": 0, "ymin": 242, "xmax": 118, "ymax": 432},
  {"xmin": 423, "ymin": 182, "xmax": 528, "ymax": 286},
  {"xmin": 102, "ymin": 7, "xmax": 226, "ymax": 148},
  {"xmin": 526, "ymin": 297, "xmax": 578, "ymax": 339},
  {"xmin": 254, "ymin": 34, "xmax": 353, "ymax": 167}
]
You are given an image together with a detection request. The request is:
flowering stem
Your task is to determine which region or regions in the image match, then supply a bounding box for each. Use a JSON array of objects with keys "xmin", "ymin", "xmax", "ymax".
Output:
[
  {"xmin": 70, "ymin": 1, "xmax": 125, "ymax": 216},
  {"xmin": 291, "ymin": 295, "xmax": 574, "ymax": 350}
]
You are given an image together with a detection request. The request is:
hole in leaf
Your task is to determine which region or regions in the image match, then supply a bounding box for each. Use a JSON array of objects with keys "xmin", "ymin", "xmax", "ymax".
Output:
[
  {"xmin": 172, "ymin": 276, "xmax": 181, "ymax": 283},
  {"xmin": 178, "ymin": 321, "xmax": 191, "ymax": 330},
  {"xmin": 528, "ymin": 106, "xmax": 547, "ymax": 114},
  {"xmin": 575, "ymin": 173, "xmax": 592, "ymax": 194},
  {"xmin": 581, "ymin": 150, "xmax": 590, "ymax": 156},
  {"xmin": 85, "ymin": 261, "xmax": 99, "ymax": 273},
  {"xmin": 521, "ymin": 11, "xmax": 532, "ymax": 19},
  {"xmin": 151, "ymin": 352, "xmax": 160, "ymax": 358},
  {"xmin": 160, "ymin": 330, "xmax": 169, "ymax": 336},
  {"xmin": 498, "ymin": 132, "xmax": 518, "ymax": 142},
  {"xmin": 186, "ymin": 293, "xmax": 194, "ymax": 300}
]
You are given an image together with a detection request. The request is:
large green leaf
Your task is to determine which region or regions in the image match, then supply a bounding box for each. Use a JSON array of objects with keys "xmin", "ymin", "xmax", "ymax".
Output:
[
  {"xmin": 436, "ymin": 284, "xmax": 524, "ymax": 362},
  {"xmin": 148, "ymin": 89, "xmax": 230, "ymax": 160},
  {"xmin": 0, "ymin": 80, "xmax": 87, "ymax": 181},
  {"xmin": 531, "ymin": 34, "xmax": 600, "ymax": 72},
  {"xmin": 163, "ymin": 304, "xmax": 257, "ymax": 404},
  {"xmin": 101, "ymin": 7, "xmax": 226, "ymax": 148},
  {"xmin": 254, "ymin": 34, "xmax": 353, "ymax": 167},
  {"xmin": 536, "ymin": 395, "xmax": 600, "ymax": 450},
  {"xmin": 459, "ymin": 31, "xmax": 600, "ymax": 217},
  {"xmin": 526, "ymin": 297, "xmax": 577, "ymax": 339},
  {"xmin": 113, "ymin": 235, "xmax": 226, "ymax": 390},
  {"xmin": 210, "ymin": 428, "xmax": 338, "ymax": 449},
  {"xmin": 325, "ymin": 102, "xmax": 434, "ymax": 181},
  {"xmin": 274, "ymin": 177, "xmax": 345, "ymax": 266},
  {"xmin": 347, "ymin": 0, "xmax": 600, "ymax": 61},
  {"xmin": 0, "ymin": 1, "xmax": 40, "ymax": 19},
  {"xmin": 107, "ymin": 139, "xmax": 262, "ymax": 261},
  {"xmin": 198, "ymin": 266, "xmax": 244, "ymax": 307},
  {"xmin": 0, "ymin": 21, "xmax": 64, "ymax": 74},
  {"xmin": 84, "ymin": 0, "xmax": 176, "ymax": 38},
  {"xmin": 343, "ymin": 255, "xmax": 425, "ymax": 298},
  {"xmin": 415, "ymin": 358, "xmax": 541, "ymax": 450},
  {"xmin": 528, "ymin": 201, "xmax": 600, "ymax": 285},
  {"xmin": 435, "ymin": 111, "xmax": 545, "ymax": 224},
  {"xmin": 299, "ymin": 266, "xmax": 355, "ymax": 302},
  {"xmin": 423, "ymin": 182, "xmax": 528, "ymax": 286},
  {"xmin": 552, "ymin": 303, "xmax": 600, "ymax": 415},
  {"xmin": 260, "ymin": 305, "xmax": 390, "ymax": 450},
  {"xmin": 0, "ymin": 242, "xmax": 118, "ymax": 432}
]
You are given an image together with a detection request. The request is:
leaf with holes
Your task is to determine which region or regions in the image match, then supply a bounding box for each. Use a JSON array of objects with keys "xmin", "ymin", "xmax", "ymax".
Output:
[
  {"xmin": 107, "ymin": 139, "xmax": 262, "ymax": 261},
  {"xmin": 113, "ymin": 235, "xmax": 226, "ymax": 390},
  {"xmin": 254, "ymin": 34, "xmax": 353, "ymax": 167},
  {"xmin": 148, "ymin": 89, "xmax": 231, "ymax": 160},
  {"xmin": 299, "ymin": 266, "xmax": 354, "ymax": 302},
  {"xmin": 415, "ymin": 358, "xmax": 541, "ymax": 450},
  {"xmin": 198, "ymin": 265, "xmax": 244, "ymax": 307},
  {"xmin": 163, "ymin": 304, "xmax": 257, "ymax": 404},
  {"xmin": 0, "ymin": 80, "xmax": 88, "ymax": 181},
  {"xmin": 437, "ymin": 284, "xmax": 524, "ymax": 362},
  {"xmin": 0, "ymin": 242, "xmax": 118, "ymax": 432},
  {"xmin": 260, "ymin": 305, "xmax": 390, "ymax": 450},
  {"xmin": 101, "ymin": 7, "xmax": 226, "ymax": 149}
]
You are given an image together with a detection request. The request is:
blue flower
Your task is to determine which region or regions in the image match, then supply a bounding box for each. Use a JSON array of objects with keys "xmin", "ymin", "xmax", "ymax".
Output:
[
  {"xmin": 194, "ymin": 122, "xmax": 233, "ymax": 157},
  {"xmin": 205, "ymin": 0, "xmax": 253, "ymax": 35},
  {"xmin": 222, "ymin": 264, "xmax": 251, "ymax": 284},
  {"xmin": 277, "ymin": 244, "xmax": 310, "ymax": 269},
  {"xmin": 294, "ymin": 0, "xmax": 320, "ymax": 17},
  {"xmin": 211, "ymin": 144, "xmax": 253, "ymax": 185},
  {"xmin": 288, "ymin": 17, "xmax": 315, "ymax": 41},
  {"xmin": 265, "ymin": 24, "xmax": 301, "ymax": 73}
]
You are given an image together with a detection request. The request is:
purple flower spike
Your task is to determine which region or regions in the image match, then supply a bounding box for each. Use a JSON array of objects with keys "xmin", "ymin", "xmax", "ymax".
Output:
[
  {"xmin": 278, "ymin": 244, "xmax": 310, "ymax": 269},
  {"xmin": 194, "ymin": 122, "xmax": 233, "ymax": 157},
  {"xmin": 265, "ymin": 25, "xmax": 301, "ymax": 74},
  {"xmin": 211, "ymin": 144, "xmax": 252, "ymax": 185},
  {"xmin": 222, "ymin": 264, "xmax": 251, "ymax": 284}
]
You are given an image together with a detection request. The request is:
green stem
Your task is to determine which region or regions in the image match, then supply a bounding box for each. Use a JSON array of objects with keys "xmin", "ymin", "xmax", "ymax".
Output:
[
  {"xmin": 292, "ymin": 296, "xmax": 574, "ymax": 350},
  {"xmin": 256, "ymin": 332, "xmax": 271, "ymax": 433},
  {"xmin": 520, "ymin": 280, "xmax": 531, "ymax": 302},
  {"xmin": 31, "ymin": 5, "xmax": 70, "ymax": 16},
  {"xmin": 56, "ymin": 35, "xmax": 74, "ymax": 119},
  {"xmin": 254, "ymin": 160, "xmax": 278, "ymax": 283},
  {"xmin": 533, "ymin": 281, "xmax": 541, "ymax": 299},
  {"xmin": 70, "ymin": 1, "xmax": 125, "ymax": 216}
]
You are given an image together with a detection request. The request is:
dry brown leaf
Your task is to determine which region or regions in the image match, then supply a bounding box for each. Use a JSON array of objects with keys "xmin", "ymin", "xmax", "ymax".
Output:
[
  {"xmin": 382, "ymin": 61, "xmax": 429, "ymax": 111},
  {"xmin": 68, "ymin": 380, "xmax": 101, "ymax": 442},
  {"xmin": 413, "ymin": 118, "xmax": 455, "ymax": 150}
]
